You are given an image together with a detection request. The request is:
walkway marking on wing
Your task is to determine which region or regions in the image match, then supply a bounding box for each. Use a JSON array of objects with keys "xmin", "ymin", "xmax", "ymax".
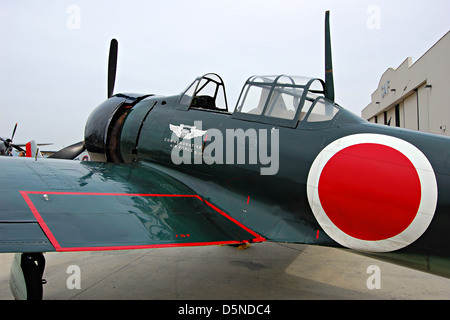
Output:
[{"xmin": 20, "ymin": 191, "xmax": 265, "ymax": 252}]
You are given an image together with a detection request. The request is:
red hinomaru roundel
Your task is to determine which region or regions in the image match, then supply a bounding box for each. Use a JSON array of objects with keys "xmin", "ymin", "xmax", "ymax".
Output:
[{"xmin": 307, "ymin": 133, "xmax": 438, "ymax": 253}]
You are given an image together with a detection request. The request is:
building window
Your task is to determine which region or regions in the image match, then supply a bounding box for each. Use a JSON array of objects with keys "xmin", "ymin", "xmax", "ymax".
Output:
[{"xmin": 395, "ymin": 104, "xmax": 400, "ymax": 127}]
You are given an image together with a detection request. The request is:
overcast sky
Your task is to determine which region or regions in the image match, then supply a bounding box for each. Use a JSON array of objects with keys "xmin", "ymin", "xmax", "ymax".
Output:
[{"xmin": 1, "ymin": 0, "xmax": 449, "ymax": 151}]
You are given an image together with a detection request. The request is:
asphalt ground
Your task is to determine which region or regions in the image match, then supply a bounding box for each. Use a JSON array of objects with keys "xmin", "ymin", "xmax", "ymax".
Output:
[{"xmin": 0, "ymin": 242, "xmax": 449, "ymax": 300}]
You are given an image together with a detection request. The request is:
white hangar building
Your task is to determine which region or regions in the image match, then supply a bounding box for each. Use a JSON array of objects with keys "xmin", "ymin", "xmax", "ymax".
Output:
[{"xmin": 362, "ymin": 31, "xmax": 450, "ymax": 136}]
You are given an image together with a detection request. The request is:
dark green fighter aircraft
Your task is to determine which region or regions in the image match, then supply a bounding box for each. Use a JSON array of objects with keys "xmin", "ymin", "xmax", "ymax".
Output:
[{"xmin": 1, "ymin": 12, "xmax": 449, "ymax": 299}]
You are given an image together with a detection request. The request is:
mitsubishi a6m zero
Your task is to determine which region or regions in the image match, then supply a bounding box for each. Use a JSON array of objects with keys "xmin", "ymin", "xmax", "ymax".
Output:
[{"xmin": 1, "ymin": 12, "xmax": 449, "ymax": 299}]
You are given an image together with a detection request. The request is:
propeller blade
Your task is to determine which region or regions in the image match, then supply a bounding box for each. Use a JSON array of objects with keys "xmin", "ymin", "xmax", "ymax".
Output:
[
  {"xmin": 48, "ymin": 141, "xmax": 86, "ymax": 160},
  {"xmin": 324, "ymin": 11, "xmax": 335, "ymax": 102},
  {"xmin": 11, "ymin": 123, "xmax": 18, "ymax": 141},
  {"xmin": 108, "ymin": 38, "xmax": 118, "ymax": 98},
  {"xmin": 1, "ymin": 123, "xmax": 19, "ymax": 155},
  {"xmin": 11, "ymin": 143, "xmax": 25, "ymax": 153}
]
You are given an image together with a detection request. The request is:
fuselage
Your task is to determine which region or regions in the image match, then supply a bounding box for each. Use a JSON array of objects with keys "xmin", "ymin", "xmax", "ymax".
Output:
[{"xmin": 84, "ymin": 74, "xmax": 450, "ymax": 277}]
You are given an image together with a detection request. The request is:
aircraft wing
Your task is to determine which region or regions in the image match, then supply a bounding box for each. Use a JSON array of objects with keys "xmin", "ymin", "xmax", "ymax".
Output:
[{"xmin": 0, "ymin": 157, "xmax": 264, "ymax": 253}]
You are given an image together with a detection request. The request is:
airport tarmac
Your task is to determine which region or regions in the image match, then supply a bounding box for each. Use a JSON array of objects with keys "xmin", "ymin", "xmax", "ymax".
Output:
[{"xmin": 0, "ymin": 242, "xmax": 449, "ymax": 300}]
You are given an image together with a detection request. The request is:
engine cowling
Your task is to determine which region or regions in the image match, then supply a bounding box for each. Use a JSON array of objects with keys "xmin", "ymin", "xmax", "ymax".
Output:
[{"xmin": 84, "ymin": 94, "xmax": 149, "ymax": 162}]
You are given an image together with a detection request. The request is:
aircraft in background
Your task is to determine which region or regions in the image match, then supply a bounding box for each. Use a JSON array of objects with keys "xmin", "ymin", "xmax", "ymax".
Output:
[
  {"xmin": 1, "ymin": 11, "xmax": 449, "ymax": 300},
  {"xmin": 1, "ymin": 123, "xmax": 51, "ymax": 157},
  {"xmin": 1, "ymin": 123, "xmax": 86, "ymax": 159},
  {"xmin": 0, "ymin": 123, "xmax": 23, "ymax": 156}
]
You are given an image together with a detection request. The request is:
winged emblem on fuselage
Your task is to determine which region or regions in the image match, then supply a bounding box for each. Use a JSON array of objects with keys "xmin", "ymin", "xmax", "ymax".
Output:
[{"xmin": 169, "ymin": 124, "xmax": 207, "ymax": 140}]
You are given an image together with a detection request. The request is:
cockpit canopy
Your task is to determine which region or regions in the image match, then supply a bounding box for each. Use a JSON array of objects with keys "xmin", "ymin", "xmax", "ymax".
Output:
[
  {"xmin": 180, "ymin": 73, "xmax": 228, "ymax": 111},
  {"xmin": 234, "ymin": 75, "xmax": 340, "ymax": 125},
  {"xmin": 180, "ymin": 73, "xmax": 341, "ymax": 128}
]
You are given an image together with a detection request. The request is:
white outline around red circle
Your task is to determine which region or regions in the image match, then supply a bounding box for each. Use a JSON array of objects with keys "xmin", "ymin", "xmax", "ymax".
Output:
[{"xmin": 307, "ymin": 133, "xmax": 438, "ymax": 253}]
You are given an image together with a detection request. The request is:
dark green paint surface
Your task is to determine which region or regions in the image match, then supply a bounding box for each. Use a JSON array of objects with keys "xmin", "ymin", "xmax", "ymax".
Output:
[{"xmin": 0, "ymin": 157, "xmax": 262, "ymax": 252}]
